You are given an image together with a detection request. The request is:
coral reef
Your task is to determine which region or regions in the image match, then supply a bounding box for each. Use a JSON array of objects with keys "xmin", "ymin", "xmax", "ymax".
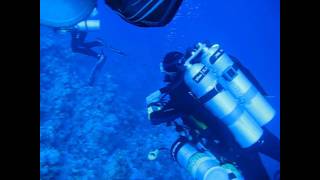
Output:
[{"xmin": 40, "ymin": 27, "xmax": 191, "ymax": 180}]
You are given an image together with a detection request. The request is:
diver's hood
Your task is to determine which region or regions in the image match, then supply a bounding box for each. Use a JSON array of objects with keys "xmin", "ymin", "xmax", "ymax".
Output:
[{"xmin": 105, "ymin": 0, "xmax": 183, "ymax": 27}]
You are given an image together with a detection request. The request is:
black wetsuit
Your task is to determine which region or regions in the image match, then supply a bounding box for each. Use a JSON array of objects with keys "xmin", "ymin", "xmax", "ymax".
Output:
[
  {"xmin": 70, "ymin": 29, "xmax": 106, "ymax": 86},
  {"xmin": 70, "ymin": 29, "xmax": 102, "ymax": 59},
  {"xmin": 149, "ymin": 73, "xmax": 280, "ymax": 180}
]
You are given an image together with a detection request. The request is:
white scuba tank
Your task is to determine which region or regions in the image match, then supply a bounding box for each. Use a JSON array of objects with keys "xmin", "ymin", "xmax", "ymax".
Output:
[
  {"xmin": 183, "ymin": 59, "xmax": 263, "ymax": 148},
  {"xmin": 171, "ymin": 139, "xmax": 231, "ymax": 180},
  {"xmin": 195, "ymin": 43, "xmax": 276, "ymax": 127},
  {"xmin": 74, "ymin": 19, "xmax": 100, "ymax": 31}
]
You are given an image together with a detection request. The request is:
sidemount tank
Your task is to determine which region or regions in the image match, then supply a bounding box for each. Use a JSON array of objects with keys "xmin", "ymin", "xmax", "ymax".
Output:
[{"xmin": 171, "ymin": 138, "xmax": 231, "ymax": 180}]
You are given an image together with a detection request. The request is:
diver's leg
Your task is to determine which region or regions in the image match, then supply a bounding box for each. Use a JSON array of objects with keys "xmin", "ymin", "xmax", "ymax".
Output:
[
  {"xmin": 83, "ymin": 39, "xmax": 104, "ymax": 48},
  {"xmin": 71, "ymin": 31, "xmax": 87, "ymax": 45},
  {"xmin": 71, "ymin": 46, "xmax": 100, "ymax": 59},
  {"xmin": 71, "ymin": 31, "xmax": 101, "ymax": 58},
  {"xmin": 88, "ymin": 52, "xmax": 106, "ymax": 86},
  {"xmin": 83, "ymin": 41, "xmax": 103, "ymax": 48},
  {"xmin": 258, "ymin": 129, "xmax": 280, "ymax": 162},
  {"xmin": 78, "ymin": 31, "xmax": 87, "ymax": 43},
  {"xmin": 236, "ymin": 152, "xmax": 270, "ymax": 180}
]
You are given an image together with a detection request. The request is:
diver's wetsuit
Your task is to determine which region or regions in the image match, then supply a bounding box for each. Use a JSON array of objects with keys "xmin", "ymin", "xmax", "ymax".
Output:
[
  {"xmin": 70, "ymin": 29, "xmax": 106, "ymax": 86},
  {"xmin": 148, "ymin": 72, "xmax": 280, "ymax": 180},
  {"xmin": 70, "ymin": 29, "xmax": 102, "ymax": 59}
]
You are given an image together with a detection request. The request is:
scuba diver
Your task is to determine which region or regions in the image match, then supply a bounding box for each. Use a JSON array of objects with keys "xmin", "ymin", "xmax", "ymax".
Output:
[
  {"xmin": 53, "ymin": 8, "xmax": 107, "ymax": 86},
  {"xmin": 70, "ymin": 28, "xmax": 104, "ymax": 61},
  {"xmin": 69, "ymin": 26, "xmax": 107, "ymax": 86},
  {"xmin": 146, "ymin": 42, "xmax": 280, "ymax": 180}
]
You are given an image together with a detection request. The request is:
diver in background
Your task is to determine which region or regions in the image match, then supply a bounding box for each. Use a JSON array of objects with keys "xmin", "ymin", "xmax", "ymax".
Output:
[
  {"xmin": 54, "ymin": 7, "xmax": 104, "ymax": 60},
  {"xmin": 54, "ymin": 7, "xmax": 108, "ymax": 86},
  {"xmin": 54, "ymin": 9, "xmax": 127, "ymax": 86},
  {"xmin": 70, "ymin": 28, "xmax": 105, "ymax": 60},
  {"xmin": 146, "ymin": 46, "xmax": 280, "ymax": 179},
  {"xmin": 68, "ymin": 7, "xmax": 105, "ymax": 63}
]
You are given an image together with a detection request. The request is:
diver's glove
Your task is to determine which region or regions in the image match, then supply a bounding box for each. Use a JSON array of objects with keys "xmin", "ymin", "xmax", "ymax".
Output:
[
  {"xmin": 146, "ymin": 90, "xmax": 170, "ymax": 119},
  {"xmin": 146, "ymin": 90, "xmax": 170, "ymax": 105},
  {"xmin": 146, "ymin": 89, "xmax": 179, "ymax": 124}
]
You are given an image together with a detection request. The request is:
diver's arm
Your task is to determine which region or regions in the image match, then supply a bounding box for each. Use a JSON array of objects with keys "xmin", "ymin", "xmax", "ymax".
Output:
[
  {"xmin": 148, "ymin": 105, "xmax": 180, "ymax": 125},
  {"xmin": 146, "ymin": 89, "xmax": 180, "ymax": 125}
]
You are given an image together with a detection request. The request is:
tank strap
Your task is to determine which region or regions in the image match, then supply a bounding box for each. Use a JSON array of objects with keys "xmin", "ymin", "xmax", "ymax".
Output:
[
  {"xmin": 171, "ymin": 137, "xmax": 188, "ymax": 161},
  {"xmin": 84, "ymin": 20, "xmax": 88, "ymax": 31},
  {"xmin": 209, "ymin": 48, "xmax": 224, "ymax": 64},
  {"xmin": 198, "ymin": 83, "xmax": 224, "ymax": 104},
  {"xmin": 238, "ymin": 86, "xmax": 258, "ymax": 104},
  {"xmin": 222, "ymin": 63, "xmax": 240, "ymax": 82},
  {"xmin": 221, "ymin": 105, "xmax": 244, "ymax": 125}
]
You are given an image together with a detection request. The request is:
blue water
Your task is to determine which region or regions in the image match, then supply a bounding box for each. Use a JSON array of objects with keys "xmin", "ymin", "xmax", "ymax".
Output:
[{"xmin": 40, "ymin": 0, "xmax": 280, "ymax": 179}]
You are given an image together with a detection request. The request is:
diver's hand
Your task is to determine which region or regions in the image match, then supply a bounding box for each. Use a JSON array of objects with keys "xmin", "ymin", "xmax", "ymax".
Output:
[{"xmin": 146, "ymin": 90, "xmax": 162, "ymax": 105}]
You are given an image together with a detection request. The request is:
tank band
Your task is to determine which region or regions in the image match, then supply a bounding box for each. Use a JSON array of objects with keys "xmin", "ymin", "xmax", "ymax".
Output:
[
  {"xmin": 221, "ymin": 105, "xmax": 244, "ymax": 125},
  {"xmin": 222, "ymin": 63, "xmax": 240, "ymax": 82},
  {"xmin": 239, "ymin": 86, "xmax": 258, "ymax": 104},
  {"xmin": 171, "ymin": 137, "xmax": 188, "ymax": 161},
  {"xmin": 198, "ymin": 83, "xmax": 224, "ymax": 104},
  {"xmin": 210, "ymin": 48, "xmax": 224, "ymax": 64},
  {"xmin": 85, "ymin": 20, "xmax": 88, "ymax": 30}
]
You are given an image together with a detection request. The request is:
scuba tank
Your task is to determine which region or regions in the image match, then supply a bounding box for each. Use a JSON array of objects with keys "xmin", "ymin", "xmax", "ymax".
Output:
[
  {"xmin": 183, "ymin": 57, "xmax": 263, "ymax": 148},
  {"xmin": 192, "ymin": 43, "xmax": 276, "ymax": 127},
  {"xmin": 74, "ymin": 20, "xmax": 100, "ymax": 32},
  {"xmin": 171, "ymin": 137, "xmax": 244, "ymax": 180}
]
